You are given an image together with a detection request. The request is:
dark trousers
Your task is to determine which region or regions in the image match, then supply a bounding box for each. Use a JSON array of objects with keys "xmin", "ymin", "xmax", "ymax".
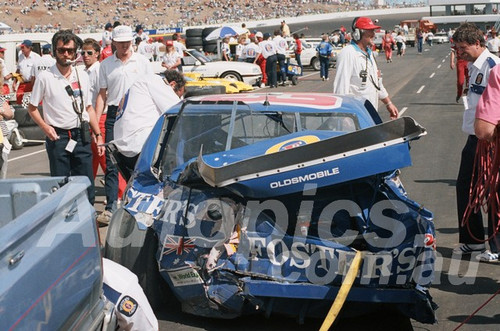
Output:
[
  {"xmin": 104, "ymin": 105, "xmax": 119, "ymax": 211},
  {"xmin": 456, "ymin": 135, "xmax": 500, "ymax": 252},
  {"xmin": 295, "ymin": 52, "xmax": 302, "ymax": 69},
  {"xmin": 115, "ymin": 152, "xmax": 139, "ymax": 182},
  {"xmin": 277, "ymin": 53, "xmax": 287, "ymax": 83},
  {"xmin": 319, "ymin": 56, "xmax": 330, "ymax": 79},
  {"xmin": 417, "ymin": 39, "xmax": 423, "ymax": 53},
  {"xmin": 266, "ymin": 54, "xmax": 277, "ymax": 87},
  {"xmin": 46, "ymin": 127, "xmax": 95, "ymax": 204}
]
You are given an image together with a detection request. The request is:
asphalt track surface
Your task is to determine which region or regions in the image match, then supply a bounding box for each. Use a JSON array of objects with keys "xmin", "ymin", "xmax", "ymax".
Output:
[{"xmin": 8, "ymin": 13, "xmax": 500, "ymax": 331}]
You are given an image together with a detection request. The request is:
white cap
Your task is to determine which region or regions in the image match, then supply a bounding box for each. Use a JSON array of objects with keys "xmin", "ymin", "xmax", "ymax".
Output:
[
  {"xmin": 255, "ymin": 31, "xmax": 263, "ymax": 38},
  {"xmin": 112, "ymin": 25, "xmax": 134, "ymax": 42}
]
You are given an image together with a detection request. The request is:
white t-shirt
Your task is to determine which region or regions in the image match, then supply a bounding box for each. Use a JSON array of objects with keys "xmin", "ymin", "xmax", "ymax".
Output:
[
  {"xmin": 102, "ymin": 258, "xmax": 158, "ymax": 331},
  {"xmin": 259, "ymin": 40, "xmax": 276, "ymax": 58},
  {"xmin": 30, "ymin": 65, "xmax": 91, "ymax": 129},
  {"xmin": 113, "ymin": 74, "xmax": 179, "ymax": 156},
  {"xmin": 98, "ymin": 52, "xmax": 153, "ymax": 106},
  {"xmin": 333, "ymin": 44, "xmax": 388, "ymax": 110},
  {"xmin": 273, "ymin": 35, "xmax": 288, "ymax": 55},
  {"xmin": 173, "ymin": 40, "xmax": 186, "ymax": 58},
  {"xmin": 102, "ymin": 30, "xmax": 112, "ymax": 46},
  {"xmin": 487, "ymin": 37, "xmax": 500, "ymax": 53},
  {"xmin": 0, "ymin": 58, "xmax": 9, "ymax": 79},
  {"xmin": 31, "ymin": 54, "xmax": 56, "ymax": 80},
  {"xmin": 243, "ymin": 42, "xmax": 261, "ymax": 59},
  {"xmin": 18, "ymin": 51, "xmax": 41, "ymax": 81},
  {"xmin": 161, "ymin": 52, "xmax": 181, "ymax": 69},
  {"xmin": 138, "ymin": 41, "xmax": 154, "ymax": 61},
  {"xmin": 84, "ymin": 61, "xmax": 100, "ymax": 108}
]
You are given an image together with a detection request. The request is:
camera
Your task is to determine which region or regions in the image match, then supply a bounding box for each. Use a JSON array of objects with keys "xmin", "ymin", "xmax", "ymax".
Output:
[
  {"xmin": 359, "ymin": 70, "xmax": 368, "ymax": 82},
  {"xmin": 80, "ymin": 121, "xmax": 91, "ymax": 145}
]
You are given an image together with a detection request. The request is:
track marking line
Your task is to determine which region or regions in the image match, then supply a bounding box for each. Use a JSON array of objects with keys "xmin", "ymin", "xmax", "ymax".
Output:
[
  {"xmin": 8, "ymin": 149, "xmax": 46, "ymax": 162},
  {"xmin": 417, "ymin": 85, "xmax": 425, "ymax": 94},
  {"xmin": 430, "ymin": 72, "xmax": 435, "ymax": 78},
  {"xmin": 437, "ymin": 64, "xmax": 441, "ymax": 69},
  {"xmin": 399, "ymin": 107, "xmax": 408, "ymax": 116},
  {"xmin": 442, "ymin": 59, "xmax": 446, "ymax": 63}
]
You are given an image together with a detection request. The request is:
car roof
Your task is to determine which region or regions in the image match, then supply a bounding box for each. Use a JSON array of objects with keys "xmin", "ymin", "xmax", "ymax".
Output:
[{"xmin": 166, "ymin": 93, "xmax": 378, "ymax": 126}]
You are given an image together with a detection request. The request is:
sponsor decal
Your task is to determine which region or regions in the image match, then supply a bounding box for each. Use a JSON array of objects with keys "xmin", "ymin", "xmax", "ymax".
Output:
[
  {"xmin": 168, "ymin": 268, "xmax": 204, "ymax": 287},
  {"xmin": 475, "ymin": 73, "xmax": 483, "ymax": 85},
  {"xmin": 163, "ymin": 235, "xmax": 196, "ymax": 255},
  {"xmin": 118, "ymin": 296, "xmax": 138, "ymax": 317},
  {"xmin": 270, "ymin": 167, "xmax": 340, "ymax": 188},
  {"xmin": 265, "ymin": 135, "xmax": 320, "ymax": 154}
]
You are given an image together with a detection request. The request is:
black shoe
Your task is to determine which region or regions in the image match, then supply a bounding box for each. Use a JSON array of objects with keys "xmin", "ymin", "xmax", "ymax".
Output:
[{"xmin": 456, "ymin": 95, "xmax": 460, "ymax": 103}]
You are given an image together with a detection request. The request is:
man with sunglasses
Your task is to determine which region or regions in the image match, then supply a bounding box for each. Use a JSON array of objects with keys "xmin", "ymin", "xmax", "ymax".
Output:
[
  {"xmin": 27, "ymin": 30, "xmax": 104, "ymax": 205},
  {"xmin": 95, "ymin": 25, "xmax": 152, "ymax": 225}
]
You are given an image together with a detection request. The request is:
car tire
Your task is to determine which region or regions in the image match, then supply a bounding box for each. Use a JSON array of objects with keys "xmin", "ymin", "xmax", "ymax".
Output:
[
  {"xmin": 18, "ymin": 126, "xmax": 45, "ymax": 144},
  {"xmin": 14, "ymin": 105, "xmax": 43, "ymax": 127},
  {"xmin": 186, "ymin": 28, "xmax": 203, "ymax": 38},
  {"xmin": 220, "ymin": 71, "xmax": 243, "ymax": 81},
  {"xmin": 202, "ymin": 27, "xmax": 218, "ymax": 39},
  {"xmin": 185, "ymin": 85, "xmax": 226, "ymax": 97},
  {"xmin": 203, "ymin": 44, "xmax": 218, "ymax": 54},
  {"xmin": 9, "ymin": 129, "xmax": 25, "ymax": 150},
  {"xmin": 291, "ymin": 75, "xmax": 299, "ymax": 85},
  {"xmin": 311, "ymin": 57, "xmax": 320, "ymax": 71},
  {"xmin": 104, "ymin": 208, "xmax": 174, "ymax": 311}
]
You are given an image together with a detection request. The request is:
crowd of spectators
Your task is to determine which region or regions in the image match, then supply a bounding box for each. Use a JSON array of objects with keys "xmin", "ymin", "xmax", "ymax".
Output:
[{"xmin": 0, "ymin": 0, "xmax": 424, "ymax": 34}]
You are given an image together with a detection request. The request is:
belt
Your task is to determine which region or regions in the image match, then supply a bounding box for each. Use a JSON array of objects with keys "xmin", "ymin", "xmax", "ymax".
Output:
[{"xmin": 53, "ymin": 126, "xmax": 80, "ymax": 134}]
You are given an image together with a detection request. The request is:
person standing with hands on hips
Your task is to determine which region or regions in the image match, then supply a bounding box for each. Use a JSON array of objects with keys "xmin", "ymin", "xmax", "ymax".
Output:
[
  {"xmin": 27, "ymin": 30, "xmax": 104, "ymax": 204},
  {"xmin": 333, "ymin": 17, "xmax": 399, "ymax": 120}
]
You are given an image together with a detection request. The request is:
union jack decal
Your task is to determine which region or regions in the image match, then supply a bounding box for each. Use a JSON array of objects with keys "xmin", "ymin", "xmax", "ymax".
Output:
[{"xmin": 162, "ymin": 236, "xmax": 196, "ymax": 256}]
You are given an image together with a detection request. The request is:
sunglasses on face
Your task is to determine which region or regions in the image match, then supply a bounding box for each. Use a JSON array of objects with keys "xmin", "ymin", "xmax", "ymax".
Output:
[
  {"xmin": 81, "ymin": 50, "xmax": 94, "ymax": 56},
  {"xmin": 56, "ymin": 47, "xmax": 76, "ymax": 55}
]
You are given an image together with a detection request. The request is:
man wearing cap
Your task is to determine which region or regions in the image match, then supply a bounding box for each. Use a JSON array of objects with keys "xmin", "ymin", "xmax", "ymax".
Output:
[
  {"xmin": 333, "ymin": 17, "xmax": 398, "ymax": 120},
  {"xmin": 280, "ymin": 20, "xmax": 290, "ymax": 38},
  {"xmin": 31, "ymin": 44, "xmax": 56, "ymax": 82},
  {"xmin": 172, "ymin": 33, "xmax": 185, "ymax": 70},
  {"xmin": 102, "ymin": 22, "xmax": 113, "ymax": 47},
  {"xmin": 134, "ymin": 25, "xmax": 148, "ymax": 45},
  {"xmin": 255, "ymin": 32, "xmax": 267, "ymax": 87},
  {"xmin": 16, "ymin": 39, "xmax": 40, "ymax": 104},
  {"xmin": 95, "ymin": 25, "xmax": 152, "ymax": 225}
]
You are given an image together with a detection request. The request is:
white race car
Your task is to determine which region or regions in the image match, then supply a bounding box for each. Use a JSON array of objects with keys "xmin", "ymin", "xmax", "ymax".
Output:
[{"xmin": 153, "ymin": 49, "xmax": 262, "ymax": 86}]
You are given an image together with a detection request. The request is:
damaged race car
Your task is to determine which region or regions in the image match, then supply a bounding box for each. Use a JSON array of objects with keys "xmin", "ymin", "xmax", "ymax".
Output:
[{"xmin": 104, "ymin": 93, "xmax": 437, "ymax": 325}]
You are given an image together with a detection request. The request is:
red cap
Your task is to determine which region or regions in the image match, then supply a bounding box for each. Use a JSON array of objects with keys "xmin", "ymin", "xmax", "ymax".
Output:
[
  {"xmin": 166, "ymin": 40, "xmax": 173, "ymax": 46},
  {"xmin": 0, "ymin": 46, "xmax": 5, "ymax": 52},
  {"xmin": 354, "ymin": 17, "xmax": 381, "ymax": 30}
]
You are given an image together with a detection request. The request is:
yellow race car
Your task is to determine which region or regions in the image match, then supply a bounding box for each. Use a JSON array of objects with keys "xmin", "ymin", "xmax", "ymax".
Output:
[{"xmin": 184, "ymin": 72, "xmax": 254, "ymax": 94}]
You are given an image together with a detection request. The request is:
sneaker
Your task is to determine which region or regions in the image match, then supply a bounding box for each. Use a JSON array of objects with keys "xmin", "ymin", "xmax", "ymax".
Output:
[
  {"xmin": 326, "ymin": 77, "xmax": 329, "ymax": 81},
  {"xmin": 321, "ymin": 77, "xmax": 325, "ymax": 81},
  {"xmin": 455, "ymin": 95, "xmax": 461, "ymax": 103},
  {"xmin": 97, "ymin": 210, "xmax": 112, "ymax": 226},
  {"xmin": 475, "ymin": 250, "xmax": 499, "ymax": 262},
  {"xmin": 452, "ymin": 243, "xmax": 486, "ymax": 255},
  {"xmin": 260, "ymin": 83, "xmax": 266, "ymax": 88}
]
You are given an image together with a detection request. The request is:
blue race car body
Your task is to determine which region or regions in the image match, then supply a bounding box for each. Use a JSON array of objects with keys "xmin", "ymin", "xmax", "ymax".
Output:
[{"xmin": 106, "ymin": 93, "xmax": 437, "ymax": 324}]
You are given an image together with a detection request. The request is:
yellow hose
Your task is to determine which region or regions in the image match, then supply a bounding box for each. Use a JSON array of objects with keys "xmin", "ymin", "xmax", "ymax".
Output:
[{"xmin": 319, "ymin": 250, "xmax": 363, "ymax": 331}]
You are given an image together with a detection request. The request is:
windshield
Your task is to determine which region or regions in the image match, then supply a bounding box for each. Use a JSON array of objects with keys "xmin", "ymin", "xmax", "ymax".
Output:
[
  {"xmin": 162, "ymin": 103, "xmax": 359, "ymax": 174},
  {"xmin": 188, "ymin": 49, "xmax": 211, "ymax": 63}
]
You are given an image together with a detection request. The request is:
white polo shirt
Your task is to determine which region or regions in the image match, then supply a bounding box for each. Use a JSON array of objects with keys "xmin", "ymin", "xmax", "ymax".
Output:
[
  {"xmin": 273, "ymin": 35, "xmax": 288, "ymax": 55},
  {"xmin": 84, "ymin": 61, "xmax": 100, "ymax": 108},
  {"xmin": 18, "ymin": 51, "xmax": 41, "ymax": 81},
  {"xmin": 112, "ymin": 74, "xmax": 179, "ymax": 156},
  {"xmin": 243, "ymin": 42, "xmax": 261, "ymax": 59},
  {"xmin": 259, "ymin": 40, "xmax": 276, "ymax": 59},
  {"xmin": 463, "ymin": 49, "xmax": 500, "ymax": 135},
  {"xmin": 30, "ymin": 65, "xmax": 91, "ymax": 129},
  {"xmin": 30, "ymin": 54, "xmax": 56, "ymax": 80},
  {"xmin": 98, "ymin": 52, "xmax": 152, "ymax": 106},
  {"xmin": 102, "ymin": 258, "xmax": 158, "ymax": 331}
]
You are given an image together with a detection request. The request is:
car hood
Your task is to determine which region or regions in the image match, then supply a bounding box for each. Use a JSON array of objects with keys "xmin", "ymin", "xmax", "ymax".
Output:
[{"xmin": 172, "ymin": 117, "xmax": 426, "ymax": 198}]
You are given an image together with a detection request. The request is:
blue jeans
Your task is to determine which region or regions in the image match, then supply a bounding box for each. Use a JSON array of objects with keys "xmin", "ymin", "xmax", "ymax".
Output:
[
  {"xmin": 277, "ymin": 53, "xmax": 287, "ymax": 83},
  {"xmin": 46, "ymin": 127, "xmax": 95, "ymax": 204},
  {"xmin": 319, "ymin": 56, "xmax": 330, "ymax": 79},
  {"xmin": 417, "ymin": 39, "xmax": 423, "ymax": 53},
  {"xmin": 104, "ymin": 105, "xmax": 119, "ymax": 211}
]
